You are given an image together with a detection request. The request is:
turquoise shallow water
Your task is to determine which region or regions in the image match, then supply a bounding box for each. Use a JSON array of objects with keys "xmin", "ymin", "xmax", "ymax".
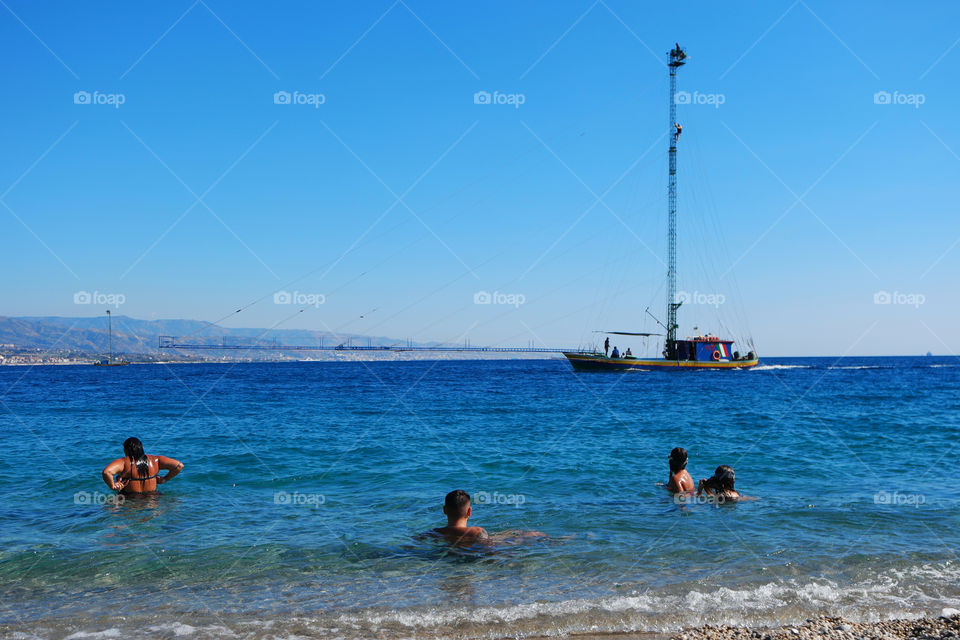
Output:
[{"xmin": 1, "ymin": 357, "xmax": 958, "ymax": 638}]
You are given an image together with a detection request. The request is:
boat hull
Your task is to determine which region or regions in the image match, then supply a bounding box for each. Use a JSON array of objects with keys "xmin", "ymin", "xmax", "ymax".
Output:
[{"xmin": 563, "ymin": 352, "xmax": 758, "ymax": 371}]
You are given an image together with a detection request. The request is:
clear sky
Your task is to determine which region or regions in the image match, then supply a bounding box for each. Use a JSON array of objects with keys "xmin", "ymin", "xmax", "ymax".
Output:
[{"xmin": 2, "ymin": 1, "xmax": 958, "ymax": 356}]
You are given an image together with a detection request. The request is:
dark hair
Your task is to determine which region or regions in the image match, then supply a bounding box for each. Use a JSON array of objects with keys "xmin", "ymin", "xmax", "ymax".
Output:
[
  {"xmin": 444, "ymin": 490, "xmax": 471, "ymax": 516},
  {"xmin": 123, "ymin": 437, "xmax": 149, "ymax": 479},
  {"xmin": 713, "ymin": 465, "xmax": 735, "ymax": 491},
  {"xmin": 669, "ymin": 447, "xmax": 688, "ymax": 473}
]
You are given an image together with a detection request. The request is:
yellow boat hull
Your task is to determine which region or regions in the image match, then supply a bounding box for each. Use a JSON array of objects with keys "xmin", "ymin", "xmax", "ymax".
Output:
[{"xmin": 563, "ymin": 352, "xmax": 758, "ymax": 371}]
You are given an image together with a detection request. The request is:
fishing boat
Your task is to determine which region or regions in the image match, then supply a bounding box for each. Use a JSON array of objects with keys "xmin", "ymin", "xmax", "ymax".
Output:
[
  {"xmin": 93, "ymin": 310, "xmax": 129, "ymax": 366},
  {"xmin": 564, "ymin": 45, "xmax": 758, "ymax": 372}
]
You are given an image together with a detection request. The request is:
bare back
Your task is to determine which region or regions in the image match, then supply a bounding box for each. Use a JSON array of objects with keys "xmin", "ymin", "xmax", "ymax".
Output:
[
  {"xmin": 667, "ymin": 469, "xmax": 695, "ymax": 493},
  {"xmin": 120, "ymin": 455, "xmax": 160, "ymax": 494},
  {"xmin": 432, "ymin": 526, "xmax": 489, "ymax": 545},
  {"xmin": 103, "ymin": 451, "xmax": 183, "ymax": 494}
]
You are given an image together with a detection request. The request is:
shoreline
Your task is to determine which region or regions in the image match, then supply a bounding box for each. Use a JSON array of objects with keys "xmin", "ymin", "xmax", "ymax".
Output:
[
  {"xmin": 0, "ymin": 353, "xmax": 567, "ymax": 366},
  {"xmin": 2, "ymin": 354, "xmax": 952, "ymax": 367},
  {"xmin": 665, "ymin": 614, "xmax": 960, "ymax": 640},
  {"xmin": 4, "ymin": 612, "xmax": 960, "ymax": 640}
]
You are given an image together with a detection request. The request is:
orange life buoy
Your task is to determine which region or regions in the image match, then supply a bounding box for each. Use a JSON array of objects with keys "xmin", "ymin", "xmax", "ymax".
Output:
[{"xmin": 712, "ymin": 350, "xmax": 721, "ymax": 361}]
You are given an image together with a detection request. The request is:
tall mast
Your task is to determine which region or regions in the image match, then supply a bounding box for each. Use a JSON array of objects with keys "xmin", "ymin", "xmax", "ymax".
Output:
[
  {"xmin": 665, "ymin": 44, "xmax": 686, "ymax": 359},
  {"xmin": 106, "ymin": 309, "xmax": 113, "ymax": 364}
]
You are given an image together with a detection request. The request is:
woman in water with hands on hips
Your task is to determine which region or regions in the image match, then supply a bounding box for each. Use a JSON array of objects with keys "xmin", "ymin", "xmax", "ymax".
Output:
[{"xmin": 102, "ymin": 437, "xmax": 184, "ymax": 495}]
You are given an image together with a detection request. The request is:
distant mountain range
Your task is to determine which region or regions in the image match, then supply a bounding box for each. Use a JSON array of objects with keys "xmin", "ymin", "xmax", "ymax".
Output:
[{"xmin": 0, "ymin": 315, "xmax": 438, "ymax": 357}]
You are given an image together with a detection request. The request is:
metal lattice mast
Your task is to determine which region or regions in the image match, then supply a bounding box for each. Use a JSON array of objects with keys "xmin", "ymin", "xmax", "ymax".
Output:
[
  {"xmin": 106, "ymin": 309, "xmax": 113, "ymax": 364},
  {"xmin": 665, "ymin": 44, "xmax": 685, "ymax": 358}
]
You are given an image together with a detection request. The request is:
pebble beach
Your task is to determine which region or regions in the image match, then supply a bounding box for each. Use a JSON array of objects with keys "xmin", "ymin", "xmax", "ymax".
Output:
[{"xmin": 671, "ymin": 613, "xmax": 960, "ymax": 640}]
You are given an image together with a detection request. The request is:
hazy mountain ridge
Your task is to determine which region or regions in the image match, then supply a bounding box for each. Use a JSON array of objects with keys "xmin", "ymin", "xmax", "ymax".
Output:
[{"xmin": 0, "ymin": 316, "xmax": 437, "ymax": 356}]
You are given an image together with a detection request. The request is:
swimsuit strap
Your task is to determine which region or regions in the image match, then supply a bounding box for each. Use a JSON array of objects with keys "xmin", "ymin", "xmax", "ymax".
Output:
[
  {"xmin": 125, "ymin": 472, "xmax": 160, "ymax": 481},
  {"xmin": 123, "ymin": 455, "xmax": 161, "ymax": 482},
  {"xmin": 124, "ymin": 461, "xmax": 160, "ymax": 482}
]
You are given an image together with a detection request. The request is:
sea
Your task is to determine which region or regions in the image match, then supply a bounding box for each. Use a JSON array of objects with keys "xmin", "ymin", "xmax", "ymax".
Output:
[{"xmin": 1, "ymin": 357, "xmax": 958, "ymax": 639}]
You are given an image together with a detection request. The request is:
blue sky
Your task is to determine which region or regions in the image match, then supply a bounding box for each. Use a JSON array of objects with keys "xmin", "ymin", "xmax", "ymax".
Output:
[{"xmin": 1, "ymin": 1, "xmax": 958, "ymax": 356}]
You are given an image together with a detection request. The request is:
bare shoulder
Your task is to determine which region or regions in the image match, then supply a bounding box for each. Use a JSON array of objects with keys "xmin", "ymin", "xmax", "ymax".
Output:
[
  {"xmin": 427, "ymin": 526, "xmax": 490, "ymax": 546},
  {"xmin": 156, "ymin": 455, "xmax": 183, "ymax": 469},
  {"xmin": 103, "ymin": 457, "xmax": 126, "ymax": 472}
]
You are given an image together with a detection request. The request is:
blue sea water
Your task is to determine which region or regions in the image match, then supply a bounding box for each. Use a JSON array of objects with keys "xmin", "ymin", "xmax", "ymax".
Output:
[{"xmin": 0, "ymin": 357, "xmax": 958, "ymax": 639}]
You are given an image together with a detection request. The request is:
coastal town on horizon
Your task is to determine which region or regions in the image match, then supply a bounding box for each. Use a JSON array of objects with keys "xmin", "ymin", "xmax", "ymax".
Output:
[{"xmin": 0, "ymin": 313, "xmax": 945, "ymax": 365}]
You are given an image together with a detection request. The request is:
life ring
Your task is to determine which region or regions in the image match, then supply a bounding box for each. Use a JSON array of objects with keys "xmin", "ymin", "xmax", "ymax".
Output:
[{"xmin": 712, "ymin": 350, "xmax": 721, "ymax": 361}]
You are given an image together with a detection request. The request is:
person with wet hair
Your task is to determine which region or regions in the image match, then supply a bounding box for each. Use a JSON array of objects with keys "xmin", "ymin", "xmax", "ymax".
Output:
[
  {"xmin": 697, "ymin": 465, "xmax": 740, "ymax": 500},
  {"xmin": 101, "ymin": 437, "xmax": 184, "ymax": 495},
  {"xmin": 666, "ymin": 447, "xmax": 695, "ymax": 493},
  {"xmin": 426, "ymin": 490, "xmax": 546, "ymax": 545},
  {"xmin": 431, "ymin": 490, "xmax": 489, "ymax": 543}
]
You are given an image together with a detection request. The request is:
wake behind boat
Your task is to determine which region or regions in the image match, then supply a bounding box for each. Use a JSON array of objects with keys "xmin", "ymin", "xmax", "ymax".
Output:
[{"xmin": 564, "ymin": 45, "xmax": 757, "ymax": 372}]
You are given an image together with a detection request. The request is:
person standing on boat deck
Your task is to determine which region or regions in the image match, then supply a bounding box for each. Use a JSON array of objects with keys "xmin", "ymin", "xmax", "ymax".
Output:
[
  {"xmin": 625, "ymin": 348, "xmax": 632, "ymax": 357},
  {"xmin": 102, "ymin": 437, "xmax": 184, "ymax": 495},
  {"xmin": 611, "ymin": 346, "xmax": 620, "ymax": 358},
  {"xmin": 666, "ymin": 447, "xmax": 695, "ymax": 493},
  {"xmin": 604, "ymin": 337, "xmax": 610, "ymax": 357}
]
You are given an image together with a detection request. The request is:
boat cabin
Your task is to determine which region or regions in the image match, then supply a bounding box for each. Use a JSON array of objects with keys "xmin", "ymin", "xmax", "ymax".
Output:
[{"xmin": 670, "ymin": 336, "xmax": 739, "ymax": 362}]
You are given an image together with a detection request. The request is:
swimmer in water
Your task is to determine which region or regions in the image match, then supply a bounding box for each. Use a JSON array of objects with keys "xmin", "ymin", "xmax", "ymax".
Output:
[
  {"xmin": 431, "ymin": 490, "xmax": 489, "ymax": 543},
  {"xmin": 666, "ymin": 447, "xmax": 695, "ymax": 493},
  {"xmin": 428, "ymin": 490, "xmax": 547, "ymax": 545},
  {"xmin": 101, "ymin": 437, "xmax": 184, "ymax": 495},
  {"xmin": 697, "ymin": 465, "xmax": 741, "ymax": 500}
]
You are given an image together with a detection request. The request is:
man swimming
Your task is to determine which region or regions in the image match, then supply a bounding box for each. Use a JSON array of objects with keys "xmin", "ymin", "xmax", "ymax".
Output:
[
  {"xmin": 432, "ymin": 490, "xmax": 489, "ymax": 543},
  {"xmin": 429, "ymin": 490, "xmax": 547, "ymax": 545},
  {"xmin": 697, "ymin": 465, "xmax": 741, "ymax": 500},
  {"xmin": 666, "ymin": 447, "xmax": 695, "ymax": 493}
]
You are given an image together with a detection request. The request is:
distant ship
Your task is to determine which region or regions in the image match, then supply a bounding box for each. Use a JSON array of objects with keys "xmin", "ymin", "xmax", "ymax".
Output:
[
  {"xmin": 93, "ymin": 310, "xmax": 129, "ymax": 366},
  {"xmin": 564, "ymin": 45, "xmax": 758, "ymax": 372}
]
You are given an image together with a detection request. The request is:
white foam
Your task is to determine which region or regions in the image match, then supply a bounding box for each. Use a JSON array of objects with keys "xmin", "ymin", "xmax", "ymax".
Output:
[
  {"xmin": 64, "ymin": 630, "xmax": 122, "ymax": 640},
  {"xmin": 828, "ymin": 365, "xmax": 888, "ymax": 370},
  {"xmin": 334, "ymin": 563, "xmax": 960, "ymax": 634},
  {"xmin": 19, "ymin": 562, "xmax": 960, "ymax": 640},
  {"xmin": 751, "ymin": 364, "xmax": 812, "ymax": 371},
  {"xmin": 145, "ymin": 622, "xmax": 197, "ymax": 636}
]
